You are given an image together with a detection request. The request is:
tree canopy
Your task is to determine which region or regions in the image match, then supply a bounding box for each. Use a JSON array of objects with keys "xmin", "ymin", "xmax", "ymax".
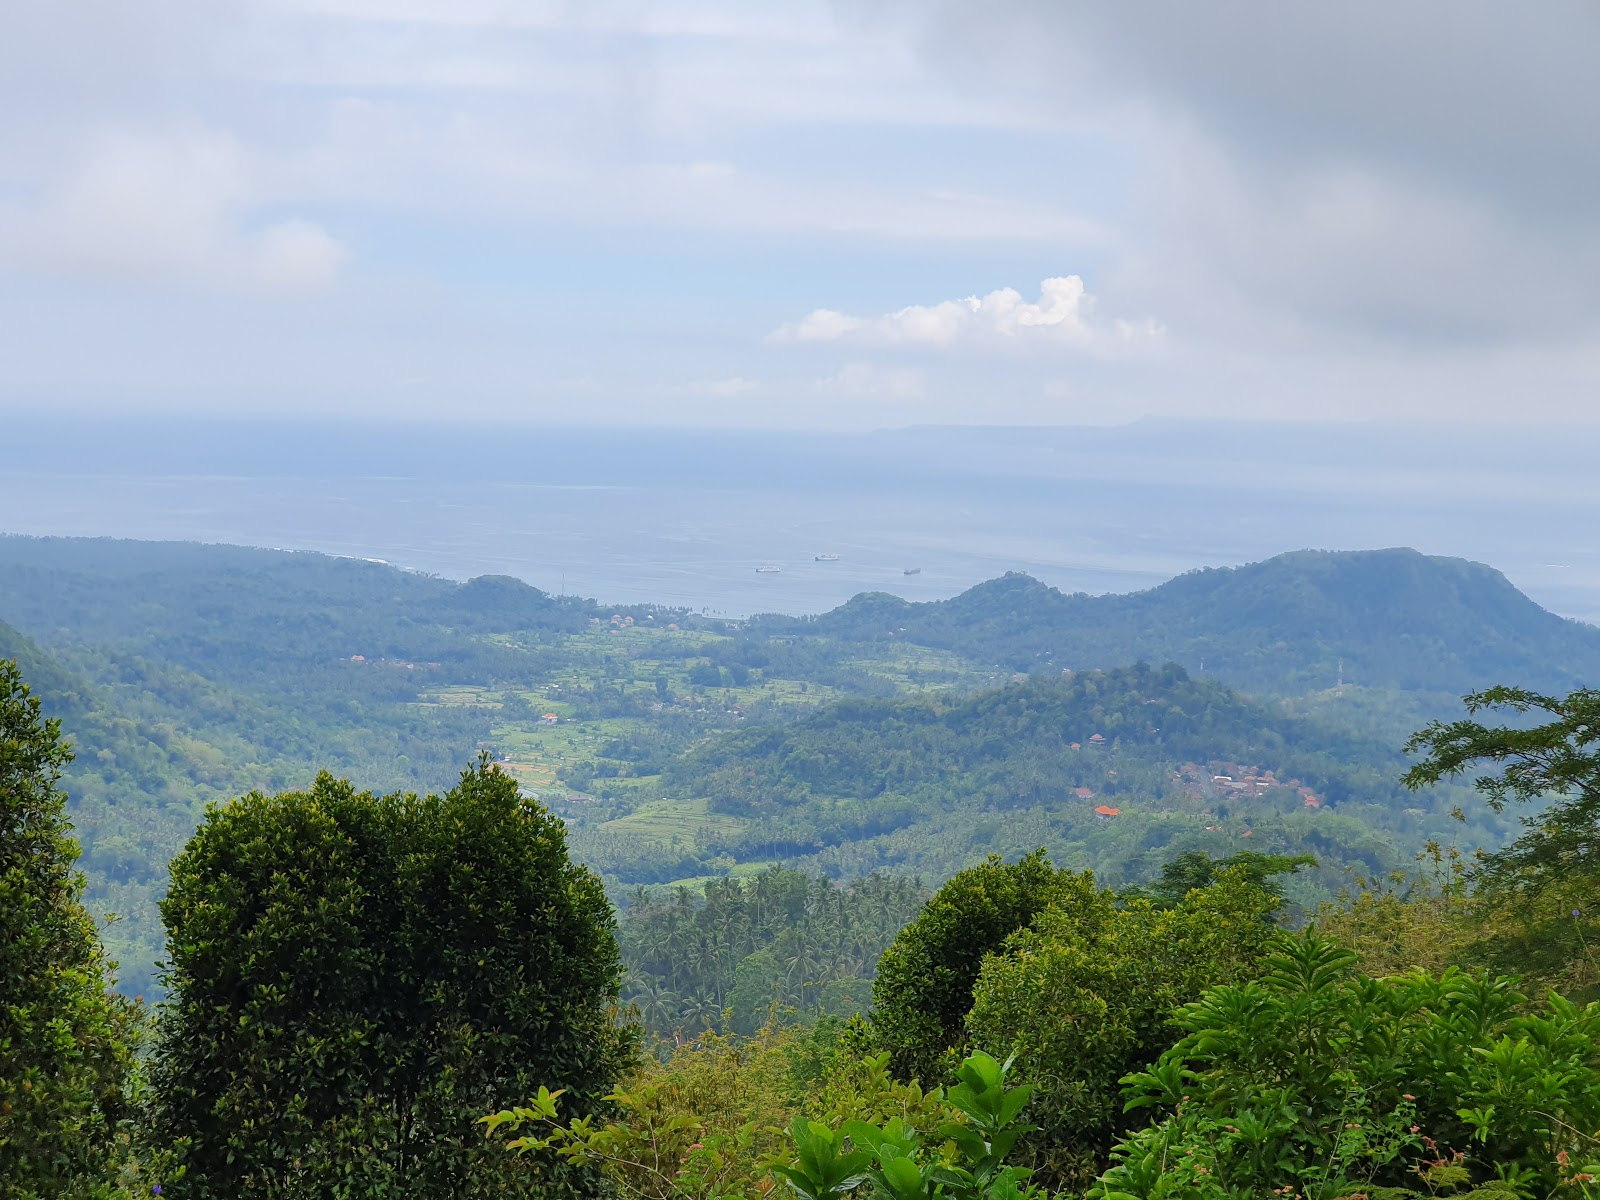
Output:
[
  {"xmin": 150, "ymin": 757, "xmax": 632, "ymax": 1199},
  {"xmin": 1405, "ymin": 684, "xmax": 1600, "ymax": 895},
  {"xmin": 0, "ymin": 657, "xmax": 134, "ymax": 1200},
  {"xmin": 870, "ymin": 851, "xmax": 1076, "ymax": 1084}
]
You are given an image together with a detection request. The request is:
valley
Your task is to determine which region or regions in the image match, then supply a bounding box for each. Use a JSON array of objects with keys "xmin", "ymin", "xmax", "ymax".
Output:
[{"xmin": 0, "ymin": 534, "xmax": 1552, "ymax": 997}]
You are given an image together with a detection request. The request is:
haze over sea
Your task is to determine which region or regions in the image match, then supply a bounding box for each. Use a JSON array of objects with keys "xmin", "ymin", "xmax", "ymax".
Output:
[{"xmin": 6, "ymin": 419, "xmax": 1595, "ymax": 624}]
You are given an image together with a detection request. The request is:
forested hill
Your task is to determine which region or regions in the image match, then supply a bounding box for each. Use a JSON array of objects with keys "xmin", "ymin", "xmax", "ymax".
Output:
[
  {"xmin": 0, "ymin": 616, "xmax": 92, "ymax": 716},
  {"xmin": 672, "ymin": 662, "xmax": 1408, "ymax": 815},
  {"xmin": 657, "ymin": 662, "xmax": 1496, "ymax": 903},
  {"xmin": 0, "ymin": 535, "xmax": 1543, "ymax": 991},
  {"xmin": 760, "ymin": 548, "xmax": 1600, "ymax": 696},
  {"xmin": 0, "ymin": 536, "xmax": 601, "ymax": 666}
]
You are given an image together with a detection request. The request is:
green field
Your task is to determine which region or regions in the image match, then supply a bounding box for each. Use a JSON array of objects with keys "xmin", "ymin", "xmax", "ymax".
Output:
[{"xmin": 600, "ymin": 796, "xmax": 747, "ymax": 843}]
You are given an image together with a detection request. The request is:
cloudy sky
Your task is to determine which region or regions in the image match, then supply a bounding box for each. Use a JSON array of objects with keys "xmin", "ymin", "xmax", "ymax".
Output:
[{"xmin": 3, "ymin": 1, "xmax": 1597, "ymax": 428}]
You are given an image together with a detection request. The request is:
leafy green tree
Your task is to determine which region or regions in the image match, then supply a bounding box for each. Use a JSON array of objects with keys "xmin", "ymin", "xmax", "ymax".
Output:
[
  {"xmin": 1098, "ymin": 930, "xmax": 1600, "ymax": 1199},
  {"xmin": 150, "ymin": 757, "xmax": 632, "ymax": 1199},
  {"xmin": 0, "ymin": 657, "xmax": 135, "ymax": 1199},
  {"xmin": 964, "ymin": 868, "xmax": 1279, "ymax": 1187},
  {"xmin": 871, "ymin": 852, "xmax": 1072, "ymax": 1083},
  {"xmin": 1137, "ymin": 849, "xmax": 1315, "ymax": 908},
  {"xmin": 1403, "ymin": 686, "xmax": 1600, "ymax": 995},
  {"xmin": 1405, "ymin": 685, "xmax": 1600, "ymax": 895}
]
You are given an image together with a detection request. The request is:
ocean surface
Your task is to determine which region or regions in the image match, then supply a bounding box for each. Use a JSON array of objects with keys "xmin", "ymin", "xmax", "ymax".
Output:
[{"xmin": 4, "ymin": 419, "xmax": 1597, "ymax": 623}]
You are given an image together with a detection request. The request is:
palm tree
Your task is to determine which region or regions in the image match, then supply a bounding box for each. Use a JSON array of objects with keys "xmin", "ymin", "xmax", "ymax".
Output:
[
  {"xmin": 679, "ymin": 990, "xmax": 721, "ymax": 1035},
  {"xmin": 628, "ymin": 978, "xmax": 680, "ymax": 1032}
]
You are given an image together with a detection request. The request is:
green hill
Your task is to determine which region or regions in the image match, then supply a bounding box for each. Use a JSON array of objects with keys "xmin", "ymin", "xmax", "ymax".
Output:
[
  {"xmin": 768, "ymin": 548, "xmax": 1600, "ymax": 697},
  {"xmin": 653, "ymin": 662, "xmax": 1493, "ymax": 904},
  {"xmin": 0, "ymin": 536, "xmax": 1556, "ymax": 992}
]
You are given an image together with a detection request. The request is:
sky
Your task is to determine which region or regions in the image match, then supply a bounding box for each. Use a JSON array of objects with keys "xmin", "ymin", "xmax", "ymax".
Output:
[{"xmin": 2, "ymin": 1, "xmax": 1597, "ymax": 429}]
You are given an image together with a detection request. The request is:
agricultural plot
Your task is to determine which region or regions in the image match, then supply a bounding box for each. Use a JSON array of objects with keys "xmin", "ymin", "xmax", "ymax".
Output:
[
  {"xmin": 415, "ymin": 684, "xmax": 502, "ymax": 707},
  {"xmin": 489, "ymin": 714, "xmax": 649, "ymax": 795},
  {"xmin": 843, "ymin": 643, "xmax": 1000, "ymax": 692},
  {"xmin": 600, "ymin": 797, "xmax": 746, "ymax": 843},
  {"xmin": 413, "ymin": 624, "xmax": 1000, "ymax": 887}
]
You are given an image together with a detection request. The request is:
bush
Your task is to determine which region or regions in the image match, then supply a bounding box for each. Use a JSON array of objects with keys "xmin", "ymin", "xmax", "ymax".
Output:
[
  {"xmin": 1097, "ymin": 930, "xmax": 1600, "ymax": 1199},
  {"xmin": 488, "ymin": 1022, "xmax": 811, "ymax": 1200},
  {"xmin": 872, "ymin": 851, "xmax": 1073, "ymax": 1082},
  {"xmin": 150, "ymin": 757, "xmax": 632, "ymax": 1199},
  {"xmin": 965, "ymin": 868, "xmax": 1278, "ymax": 1187},
  {"xmin": 770, "ymin": 1050, "xmax": 1046, "ymax": 1200},
  {"xmin": 488, "ymin": 1043, "xmax": 1035, "ymax": 1200}
]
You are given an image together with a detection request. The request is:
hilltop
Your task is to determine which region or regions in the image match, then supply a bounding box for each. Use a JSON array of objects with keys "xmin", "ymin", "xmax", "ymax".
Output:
[{"xmin": 761, "ymin": 548, "xmax": 1600, "ymax": 697}]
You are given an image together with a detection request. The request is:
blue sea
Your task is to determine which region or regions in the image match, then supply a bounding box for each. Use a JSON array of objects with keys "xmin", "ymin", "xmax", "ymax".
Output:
[{"xmin": 6, "ymin": 418, "xmax": 1598, "ymax": 623}]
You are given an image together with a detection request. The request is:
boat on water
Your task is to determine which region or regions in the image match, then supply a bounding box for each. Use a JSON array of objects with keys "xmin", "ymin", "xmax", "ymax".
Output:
[
  {"xmin": 903, "ymin": 567, "xmax": 921, "ymax": 575},
  {"xmin": 814, "ymin": 553, "xmax": 841, "ymax": 562},
  {"xmin": 755, "ymin": 565, "xmax": 782, "ymax": 574}
]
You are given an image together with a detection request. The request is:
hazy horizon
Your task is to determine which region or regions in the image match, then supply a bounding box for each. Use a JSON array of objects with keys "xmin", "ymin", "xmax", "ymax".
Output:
[
  {"xmin": 6, "ymin": 3, "xmax": 1594, "ymax": 617},
  {"xmin": 6, "ymin": 416, "xmax": 1598, "ymax": 624}
]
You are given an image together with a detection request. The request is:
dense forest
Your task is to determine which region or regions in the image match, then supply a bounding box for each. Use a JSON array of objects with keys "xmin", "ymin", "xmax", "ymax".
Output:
[
  {"xmin": 0, "ymin": 535, "xmax": 1569, "ymax": 995},
  {"xmin": 615, "ymin": 869, "xmax": 929, "ymax": 1037},
  {"xmin": 656, "ymin": 663, "xmax": 1493, "ymax": 900}
]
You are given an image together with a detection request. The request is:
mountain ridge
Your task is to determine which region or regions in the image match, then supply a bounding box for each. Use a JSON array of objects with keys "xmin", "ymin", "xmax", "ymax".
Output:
[{"xmin": 762, "ymin": 548, "xmax": 1600, "ymax": 697}]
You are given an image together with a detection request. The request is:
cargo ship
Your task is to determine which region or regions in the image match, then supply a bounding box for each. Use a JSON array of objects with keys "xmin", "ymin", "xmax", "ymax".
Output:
[{"xmin": 814, "ymin": 553, "xmax": 841, "ymax": 562}]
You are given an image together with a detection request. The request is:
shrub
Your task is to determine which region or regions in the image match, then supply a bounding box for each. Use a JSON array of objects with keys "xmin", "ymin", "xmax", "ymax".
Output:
[
  {"xmin": 1097, "ymin": 930, "xmax": 1600, "ymax": 1199},
  {"xmin": 966, "ymin": 868, "xmax": 1278, "ymax": 1187},
  {"xmin": 871, "ymin": 851, "xmax": 1073, "ymax": 1082},
  {"xmin": 488, "ymin": 1046, "xmax": 1036, "ymax": 1200}
]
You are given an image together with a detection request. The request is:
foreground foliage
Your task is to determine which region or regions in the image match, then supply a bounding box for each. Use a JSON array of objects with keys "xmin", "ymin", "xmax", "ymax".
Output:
[
  {"xmin": 21, "ymin": 626, "xmax": 1600, "ymax": 1200},
  {"xmin": 966, "ymin": 868, "xmax": 1279, "ymax": 1185},
  {"xmin": 149, "ymin": 757, "xmax": 631, "ymax": 1199},
  {"xmin": 487, "ymin": 1046, "xmax": 1041, "ymax": 1200},
  {"xmin": 1099, "ymin": 931, "xmax": 1600, "ymax": 1200},
  {"xmin": 486, "ymin": 1022, "xmax": 820, "ymax": 1200},
  {"xmin": 0, "ymin": 657, "xmax": 137, "ymax": 1200}
]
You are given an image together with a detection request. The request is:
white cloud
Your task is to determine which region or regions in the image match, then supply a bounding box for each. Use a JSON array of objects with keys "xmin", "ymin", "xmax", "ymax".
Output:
[
  {"xmin": 815, "ymin": 362, "xmax": 926, "ymax": 400},
  {"xmin": 6, "ymin": 0, "xmax": 1600, "ymax": 426},
  {"xmin": 878, "ymin": 2, "xmax": 1600, "ymax": 356},
  {"xmin": 774, "ymin": 277, "xmax": 1162, "ymax": 354},
  {"xmin": 0, "ymin": 130, "xmax": 348, "ymax": 291},
  {"xmin": 249, "ymin": 219, "xmax": 350, "ymax": 288}
]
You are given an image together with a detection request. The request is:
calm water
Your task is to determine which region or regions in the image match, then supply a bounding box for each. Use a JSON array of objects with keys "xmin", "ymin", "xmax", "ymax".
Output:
[{"xmin": 4, "ymin": 419, "xmax": 1597, "ymax": 622}]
